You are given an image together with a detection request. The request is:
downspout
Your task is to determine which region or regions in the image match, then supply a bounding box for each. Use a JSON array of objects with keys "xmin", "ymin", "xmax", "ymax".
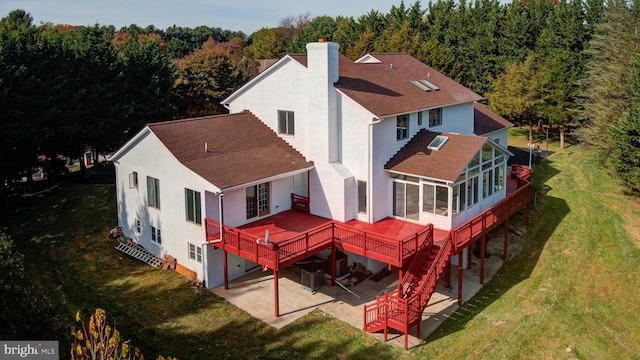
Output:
[{"xmin": 368, "ymin": 118, "xmax": 382, "ymax": 223}]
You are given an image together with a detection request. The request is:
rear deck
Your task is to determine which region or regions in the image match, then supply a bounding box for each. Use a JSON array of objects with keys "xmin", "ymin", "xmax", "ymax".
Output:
[{"xmin": 206, "ymin": 164, "xmax": 531, "ymax": 320}]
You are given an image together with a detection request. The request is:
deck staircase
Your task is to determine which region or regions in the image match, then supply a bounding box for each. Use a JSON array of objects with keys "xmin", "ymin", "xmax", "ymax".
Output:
[
  {"xmin": 363, "ymin": 233, "xmax": 453, "ymax": 349},
  {"xmin": 115, "ymin": 240, "xmax": 163, "ymax": 267}
]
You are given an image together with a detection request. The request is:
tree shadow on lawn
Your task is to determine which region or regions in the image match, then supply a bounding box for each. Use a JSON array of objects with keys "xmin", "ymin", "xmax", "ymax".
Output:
[
  {"xmin": 62, "ymin": 237, "xmax": 406, "ymax": 360},
  {"xmin": 420, "ymin": 158, "xmax": 569, "ymax": 346}
]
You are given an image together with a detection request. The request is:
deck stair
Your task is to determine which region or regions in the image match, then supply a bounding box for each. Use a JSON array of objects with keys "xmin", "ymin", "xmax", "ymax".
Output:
[
  {"xmin": 363, "ymin": 231, "xmax": 453, "ymax": 350},
  {"xmin": 115, "ymin": 240, "xmax": 163, "ymax": 267}
]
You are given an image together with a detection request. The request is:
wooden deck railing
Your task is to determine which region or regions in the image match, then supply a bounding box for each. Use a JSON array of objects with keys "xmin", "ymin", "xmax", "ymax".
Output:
[
  {"xmin": 363, "ymin": 164, "xmax": 531, "ymax": 349},
  {"xmin": 204, "ymin": 219, "xmax": 432, "ymax": 271},
  {"xmin": 363, "ymin": 230, "xmax": 452, "ymax": 350}
]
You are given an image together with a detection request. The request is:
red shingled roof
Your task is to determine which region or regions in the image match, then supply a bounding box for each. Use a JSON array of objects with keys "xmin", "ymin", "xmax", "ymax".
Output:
[
  {"xmin": 337, "ymin": 54, "xmax": 482, "ymax": 117},
  {"xmin": 474, "ymin": 102, "xmax": 513, "ymax": 135},
  {"xmin": 385, "ymin": 130, "xmax": 487, "ymax": 182},
  {"xmin": 287, "ymin": 52, "xmax": 482, "ymax": 117},
  {"xmin": 148, "ymin": 111, "xmax": 312, "ymax": 190}
]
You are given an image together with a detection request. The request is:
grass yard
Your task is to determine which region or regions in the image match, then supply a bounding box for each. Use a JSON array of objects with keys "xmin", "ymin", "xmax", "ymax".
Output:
[{"xmin": 1, "ymin": 127, "xmax": 639, "ymax": 359}]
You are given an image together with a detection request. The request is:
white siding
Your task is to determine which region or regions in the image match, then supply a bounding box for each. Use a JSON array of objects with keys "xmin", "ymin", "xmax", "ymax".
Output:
[
  {"xmin": 115, "ymin": 133, "xmax": 217, "ymax": 284},
  {"xmin": 226, "ymin": 60, "xmax": 311, "ymax": 158},
  {"xmin": 115, "ymin": 132, "xmax": 300, "ymax": 288}
]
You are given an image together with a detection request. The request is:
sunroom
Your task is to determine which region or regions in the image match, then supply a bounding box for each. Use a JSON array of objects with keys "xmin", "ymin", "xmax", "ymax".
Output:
[{"xmin": 385, "ymin": 130, "xmax": 512, "ymax": 231}]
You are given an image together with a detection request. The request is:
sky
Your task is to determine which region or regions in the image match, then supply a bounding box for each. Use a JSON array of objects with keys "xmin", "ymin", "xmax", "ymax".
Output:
[{"xmin": 1, "ymin": 0, "xmax": 406, "ymax": 35}]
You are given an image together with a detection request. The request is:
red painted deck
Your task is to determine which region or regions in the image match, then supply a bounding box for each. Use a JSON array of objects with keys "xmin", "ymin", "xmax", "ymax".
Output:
[
  {"xmin": 237, "ymin": 210, "xmax": 332, "ymax": 243},
  {"xmin": 206, "ymin": 164, "xmax": 532, "ymax": 349}
]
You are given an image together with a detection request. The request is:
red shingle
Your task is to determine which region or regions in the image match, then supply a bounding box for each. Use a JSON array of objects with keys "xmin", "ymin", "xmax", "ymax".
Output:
[
  {"xmin": 385, "ymin": 130, "xmax": 486, "ymax": 182},
  {"xmin": 336, "ymin": 54, "xmax": 483, "ymax": 117},
  {"xmin": 473, "ymin": 102, "xmax": 513, "ymax": 135},
  {"xmin": 148, "ymin": 111, "xmax": 312, "ymax": 190}
]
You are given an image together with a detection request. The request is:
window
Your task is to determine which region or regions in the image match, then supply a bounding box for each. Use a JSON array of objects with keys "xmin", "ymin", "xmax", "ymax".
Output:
[
  {"xmin": 483, "ymin": 169, "xmax": 494, "ymax": 198},
  {"xmin": 494, "ymin": 160, "xmax": 505, "ymax": 192},
  {"xmin": 396, "ymin": 114, "xmax": 409, "ymax": 140},
  {"xmin": 151, "ymin": 226, "xmax": 161, "ymax": 244},
  {"xmin": 393, "ymin": 178, "xmax": 419, "ymax": 221},
  {"xmin": 481, "ymin": 144, "xmax": 493, "ymax": 163},
  {"xmin": 147, "ymin": 177, "xmax": 160, "ymax": 209},
  {"xmin": 188, "ymin": 243, "xmax": 202, "ymax": 263},
  {"xmin": 358, "ymin": 180, "xmax": 367, "ymax": 214},
  {"xmin": 278, "ymin": 110, "xmax": 295, "ymax": 135},
  {"xmin": 185, "ymin": 188, "xmax": 202, "ymax": 224},
  {"xmin": 453, "ymin": 182, "xmax": 466, "ymax": 215},
  {"xmin": 417, "ymin": 111, "xmax": 423, "ymax": 126},
  {"xmin": 467, "ymin": 176, "xmax": 479, "ymax": 207},
  {"xmin": 136, "ymin": 219, "xmax": 141, "ymax": 233},
  {"xmin": 247, "ymin": 183, "xmax": 270, "ymax": 219},
  {"xmin": 423, "ymin": 183, "xmax": 449, "ymax": 216},
  {"xmin": 429, "ymin": 108, "xmax": 442, "ymax": 127},
  {"xmin": 129, "ymin": 172, "xmax": 138, "ymax": 188}
]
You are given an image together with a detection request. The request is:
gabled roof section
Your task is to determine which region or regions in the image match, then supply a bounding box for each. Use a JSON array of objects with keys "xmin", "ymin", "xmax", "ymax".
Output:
[
  {"xmin": 355, "ymin": 54, "xmax": 382, "ymax": 63},
  {"xmin": 385, "ymin": 130, "xmax": 487, "ymax": 182},
  {"xmin": 336, "ymin": 53, "xmax": 483, "ymax": 117},
  {"xmin": 474, "ymin": 102, "xmax": 514, "ymax": 136},
  {"xmin": 222, "ymin": 55, "xmax": 307, "ymax": 106},
  {"xmin": 148, "ymin": 111, "xmax": 312, "ymax": 190}
]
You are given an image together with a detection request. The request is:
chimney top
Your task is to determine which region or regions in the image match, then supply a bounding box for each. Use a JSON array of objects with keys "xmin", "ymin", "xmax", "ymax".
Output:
[{"xmin": 318, "ymin": 38, "xmax": 326, "ymax": 43}]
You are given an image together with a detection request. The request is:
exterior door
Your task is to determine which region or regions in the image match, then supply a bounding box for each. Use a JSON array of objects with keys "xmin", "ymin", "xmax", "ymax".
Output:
[
  {"xmin": 258, "ymin": 183, "xmax": 270, "ymax": 216},
  {"xmin": 393, "ymin": 181, "xmax": 419, "ymax": 221}
]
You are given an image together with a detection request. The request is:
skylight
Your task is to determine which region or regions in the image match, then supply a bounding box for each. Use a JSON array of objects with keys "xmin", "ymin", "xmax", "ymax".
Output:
[
  {"xmin": 411, "ymin": 79, "xmax": 440, "ymax": 92},
  {"xmin": 428, "ymin": 135, "xmax": 448, "ymax": 150}
]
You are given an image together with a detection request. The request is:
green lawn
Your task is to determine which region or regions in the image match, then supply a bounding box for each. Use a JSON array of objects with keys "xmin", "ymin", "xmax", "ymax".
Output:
[{"xmin": 2, "ymin": 128, "xmax": 639, "ymax": 359}]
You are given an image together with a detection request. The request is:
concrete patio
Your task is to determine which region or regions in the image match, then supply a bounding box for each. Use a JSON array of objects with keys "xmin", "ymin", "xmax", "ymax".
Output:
[{"xmin": 212, "ymin": 229, "xmax": 522, "ymax": 349}]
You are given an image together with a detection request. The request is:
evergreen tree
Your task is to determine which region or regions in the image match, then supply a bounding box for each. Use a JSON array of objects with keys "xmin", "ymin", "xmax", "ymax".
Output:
[
  {"xmin": 287, "ymin": 16, "xmax": 338, "ymax": 53},
  {"xmin": 610, "ymin": 56, "xmax": 640, "ymax": 193},
  {"xmin": 251, "ymin": 27, "xmax": 286, "ymax": 59},
  {"xmin": 486, "ymin": 54, "xmax": 544, "ymax": 122},
  {"xmin": 578, "ymin": 0, "xmax": 640, "ymax": 155}
]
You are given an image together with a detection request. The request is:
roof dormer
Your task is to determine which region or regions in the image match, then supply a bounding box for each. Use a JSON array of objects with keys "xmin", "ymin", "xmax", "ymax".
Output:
[{"xmin": 354, "ymin": 54, "xmax": 382, "ymax": 64}]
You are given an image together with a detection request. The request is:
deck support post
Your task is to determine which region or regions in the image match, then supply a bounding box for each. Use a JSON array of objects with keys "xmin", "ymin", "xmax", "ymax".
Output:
[
  {"xmin": 398, "ymin": 267, "xmax": 403, "ymax": 294},
  {"xmin": 480, "ymin": 231, "xmax": 486, "ymax": 285},
  {"xmin": 331, "ymin": 246, "xmax": 336, "ymax": 286},
  {"xmin": 445, "ymin": 258, "xmax": 451, "ymax": 288},
  {"xmin": 383, "ymin": 293, "xmax": 388, "ymax": 342},
  {"xmin": 457, "ymin": 263, "xmax": 463, "ymax": 305},
  {"xmin": 274, "ymin": 269, "xmax": 279, "ymax": 317},
  {"xmin": 417, "ymin": 316, "xmax": 421, "ymax": 338},
  {"xmin": 223, "ymin": 249, "xmax": 229, "ymax": 290},
  {"xmin": 503, "ymin": 218, "xmax": 509, "ymax": 260}
]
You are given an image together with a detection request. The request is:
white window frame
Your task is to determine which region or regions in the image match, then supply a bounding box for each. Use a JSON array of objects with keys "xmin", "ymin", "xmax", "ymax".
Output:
[
  {"xmin": 147, "ymin": 176, "xmax": 160, "ymax": 209},
  {"xmin": 357, "ymin": 180, "xmax": 367, "ymax": 214},
  {"xmin": 429, "ymin": 108, "xmax": 442, "ymax": 127},
  {"xmin": 188, "ymin": 243, "xmax": 202, "ymax": 263},
  {"xmin": 129, "ymin": 172, "xmax": 138, "ymax": 188},
  {"xmin": 396, "ymin": 114, "xmax": 409, "ymax": 141},
  {"xmin": 185, "ymin": 188, "xmax": 202, "ymax": 224},
  {"xmin": 151, "ymin": 226, "xmax": 161, "ymax": 245},
  {"xmin": 278, "ymin": 110, "xmax": 295, "ymax": 135}
]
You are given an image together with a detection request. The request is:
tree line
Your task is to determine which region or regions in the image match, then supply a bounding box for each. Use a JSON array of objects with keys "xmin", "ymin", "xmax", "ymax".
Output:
[{"xmin": 1, "ymin": 0, "xmax": 639, "ymax": 195}]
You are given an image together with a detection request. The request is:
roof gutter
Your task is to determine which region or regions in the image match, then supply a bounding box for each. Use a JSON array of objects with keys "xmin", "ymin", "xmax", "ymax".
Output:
[{"xmin": 220, "ymin": 165, "xmax": 315, "ymax": 193}]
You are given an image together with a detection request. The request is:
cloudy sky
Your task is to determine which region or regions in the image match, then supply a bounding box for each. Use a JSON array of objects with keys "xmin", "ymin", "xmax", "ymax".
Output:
[{"xmin": 1, "ymin": 0, "xmax": 407, "ymax": 34}]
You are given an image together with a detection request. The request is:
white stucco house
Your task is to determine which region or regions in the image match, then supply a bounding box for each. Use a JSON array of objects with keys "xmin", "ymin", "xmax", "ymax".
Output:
[{"xmin": 110, "ymin": 40, "xmax": 515, "ymax": 290}]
